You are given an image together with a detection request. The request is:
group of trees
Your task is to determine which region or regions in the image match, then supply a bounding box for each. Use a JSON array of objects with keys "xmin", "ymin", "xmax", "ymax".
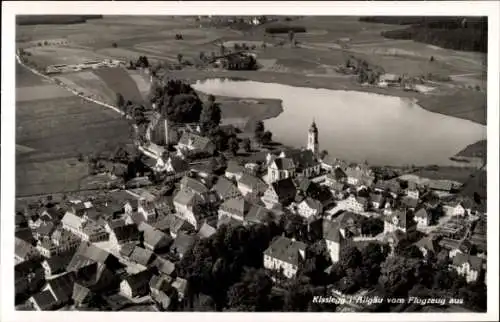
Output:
[
  {"xmin": 149, "ymin": 79, "xmax": 204, "ymax": 123},
  {"xmin": 253, "ymin": 121, "xmax": 273, "ymax": 145},
  {"xmin": 360, "ymin": 17, "xmax": 487, "ymax": 53},
  {"xmin": 128, "ymin": 55, "xmax": 150, "ymax": 69},
  {"xmin": 344, "ymin": 56, "xmax": 384, "ymax": 85}
]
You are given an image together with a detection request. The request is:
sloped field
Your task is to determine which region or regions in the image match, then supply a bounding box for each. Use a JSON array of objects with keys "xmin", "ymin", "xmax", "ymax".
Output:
[{"xmin": 94, "ymin": 67, "xmax": 145, "ymax": 104}]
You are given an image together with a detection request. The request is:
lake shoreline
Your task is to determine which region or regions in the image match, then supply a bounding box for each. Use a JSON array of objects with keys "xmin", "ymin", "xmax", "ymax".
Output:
[
  {"xmin": 168, "ymin": 69, "xmax": 487, "ymax": 126},
  {"xmin": 191, "ymin": 77, "xmax": 486, "ymax": 168}
]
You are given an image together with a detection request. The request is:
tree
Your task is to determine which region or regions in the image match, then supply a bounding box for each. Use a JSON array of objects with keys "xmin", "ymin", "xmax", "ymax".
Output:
[
  {"xmin": 339, "ymin": 245, "xmax": 362, "ymax": 271},
  {"xmin": 227, "ymin": 268, "xmax": 273, "ymax": 311},
  {"xmin": 241, "ymin": 138, "xmax": 251, "ymax": 152},
  {"xmin": 112, "ymin": 42, "xmax": 117, "ymax": 48},
  {"xmin": 177, "ymin": 53, "xmax": 183, "ymax": 64},
  {"xmin": 116, "ymin": 93, "xmax": 125, "ymax": 109},
  {"xmin": 199, "ymin": 51, "xmax": 206, "ymax": 62},
  {"xmin": 430, "ymin": 55, "xmax": 435, "ymax": 62},
  {"xmin": 379, "ymin": 255, "xmax": 419, "ymax": 297},
  {"xmin": 319, "ymin": 150, "xmax": 328, "ymax": 160},
  {"xmin": 200, "ymin": 96, "xmax": 222, "ymax": 133},
  {"xmin": 228, "ymin": 137, "xmax": 239, "ymax": 155},
  {"xmin": 261, "ymin": 131, "xmax": 273, "ymax": 145}
]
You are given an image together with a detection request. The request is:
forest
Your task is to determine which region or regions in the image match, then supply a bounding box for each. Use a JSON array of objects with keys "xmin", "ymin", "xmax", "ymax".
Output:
[
  {"xmin": 360, "ymin": 16, "xmax": 487, "ymax": 53},
  {"xmin": 16, "ymin": 15, "xmax": 103, "ymax": 25}
]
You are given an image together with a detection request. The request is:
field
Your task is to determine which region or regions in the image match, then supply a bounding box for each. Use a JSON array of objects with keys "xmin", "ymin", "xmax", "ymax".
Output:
[
  {"xmin": 16, "ymin": 63, "xmax": 131, "ymax": 196},
  {"xmin": 16, "ymin": 15, "xmax": 487, "ymax": 126},
  {"xmin": 54, "ymin": 71, "xmax": 119, "ymax": 105},
  {"xmin": 93, "ymin": 67, "xmax": 145, "ymax": 104}
]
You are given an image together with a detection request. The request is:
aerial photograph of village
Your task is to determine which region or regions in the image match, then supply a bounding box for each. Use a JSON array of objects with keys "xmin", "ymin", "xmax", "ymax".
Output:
[{"xmin": 14, "ymin": 14, "xmax": 488, "ymax": 313}]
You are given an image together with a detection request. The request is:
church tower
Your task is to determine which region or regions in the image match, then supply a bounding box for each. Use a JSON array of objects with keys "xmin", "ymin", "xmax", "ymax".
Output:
[{"xmin": 307, "ymin": 119, "xmax": 319, "ymax": 158}]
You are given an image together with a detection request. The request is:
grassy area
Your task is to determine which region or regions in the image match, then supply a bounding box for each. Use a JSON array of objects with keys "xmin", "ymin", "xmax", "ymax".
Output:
[
  {"xmin": 16, "ymin": 93, "xmax": 130, "ymax": 196},
  {"xmin": 455, "ymin": 140, "xmax": 486, "ymax": 158},
  {"xmin": 94, "ymin": 67, "xmax": 145, "ymax": 104}
]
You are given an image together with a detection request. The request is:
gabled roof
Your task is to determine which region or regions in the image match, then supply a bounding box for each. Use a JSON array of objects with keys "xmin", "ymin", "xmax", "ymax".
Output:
[
  {"xmin": 370, "ymin": 193, "xmax": 385, "ymax": 204},
  {"xmin": 171, "ymin": 277, "xmax": 188, "ymax": 295},
  {"xmin": 16, "ymin": 228, "xmax": 35, "ymax": 244},
  {"xmin": 141, "ymin": 223, "xmax": 172, "ymax": 249},
  {"xmin": 123, "ymin": 269, "xmax": 153, "ymax": 296},
  {"xmin": 238, "ymin": 173, "xmax": 267, "ymax": 192},
  {"xmin": 197, "ymin": 222, "xmax": 217, "ymax": 239},
  {"xmin": 401, "ymin": 196, "xmax": 419, "ymax": 209},
  {"xmin": 220, "ymin": 197, "xmax": 251, "ymax": 218},
  {"xmin": 35, "ymin": 222, "xmax": 56, "ymax": 237},
  {"xmin": 111, "ymin": 224, "xmax": 140, "ymax": 243},
  {"xmin": 15, "ymin": 237, "xmax": 37, "ymax": 259},
  {"xmin": 120, "ymin": 242, "xmax": 137, "ymax": 258},
  {"xmin": 178, "ymin": 132, "xmax": 214, "ymax": 151},
  {"xmin": 263, "ymin": 236, "xmax": 306, "ymax": 266},
  {"xmin": 415, "ymin": 235, "xmax": 439, "ymax": 253},
  {"xmin": 212, "ymin": 176, "xmax": 241, "ymax": 199},
  {"xmin": 171, "ymin": 232, "xmax": 196, "ymax": 257},
  {"xmin": 149, "ymin": 274, "xmax": 174, "ymax": 292},
  {"xmin": 286, "ymin": 149, "xmax": 318, "ymax": 169},
  {"xmin": 51, "ymin": 228, "xmax": 80, "ymax": 244},
  {"xmin": 323, "ymin": 221, "xmax": 343, "ymax": 243},
  {"xmin": 245, "ymin": 205, "xmax": 274, "ymax": 224},
  {"xmin": 226, "ymin": 161, "xmax": 245, "ymax": 175},
  {"xmin": 167, "ymin": 156, "xmax": 189, "ymax": 173},
  {"xmin": 15, "ymin": 259, "xmax": 43, "ymax": 281},
  {"xmin": 130, "ymin": 246, "xmax": 156, "ymax": 266},
  {"xmin": 269, "ymin": 177, "xmax": 296, "ymax": 199},
  {"xmin": 385, "ymin": 210, "xmax": 416, "ymax": 230},
  {"xmin": 152, "ymin": 257, "xmax": 176, "ymax": 276},
  {"xmin": 173, "ymin": 189, "xmax": 203, "ymax": 208},
  {"xmin": 300, "ymin": 197, "xmax": 323, "ymax": 213},
  {"xmin": 414, "ymin": 207, "xmax": 430, "ymax": 219},
  {"xmin": 72, "ymin": 283, "xmax": 92, "ymax": 306},
  {"xmin": 383, "ymin": 230, "xmax": 407, "ymax": 244},
  {"xmin": 271, "ymin": 157, "xmax": 295, "ymax": 171},
  {"xmin": 61, "ymin": 212, "xmax": 83, "ymax": 230},
  {"xmin": 31, "ymin": 290, "xmax": 58, "ymax": 310},
  {"xmin": 44, "ymin": 253, "xmax": 75, "ymax": 275},
  {"xmin": 107, "ymin": 218, "xmax": 126, "ymax": 230},
  {"xmin": 46, "ymin": 271, "xmax": 76, "ymax": 303},
  {"xmin": 452, "ymin": 253, "xmax": 483, "ymax": 271},
  {"xmin": 67, "ymin": 242, "xmax": 115, "ymax": 272}
]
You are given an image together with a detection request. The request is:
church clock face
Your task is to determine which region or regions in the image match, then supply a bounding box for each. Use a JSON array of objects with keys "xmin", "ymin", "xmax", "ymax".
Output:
[{"xmin": 392, "ymin": 216, "xmax": 399, "ymax": 225}]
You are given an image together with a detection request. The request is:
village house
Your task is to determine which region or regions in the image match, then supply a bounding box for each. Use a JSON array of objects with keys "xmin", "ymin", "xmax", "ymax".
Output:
[
  {"xmin": 171, "ymin": 232, "xmax": 196, "ymax": 260},
  {"xmin": 383, "ymin": 210, "xmax": 418, "ymax": 241},
  {"xmin": 284, "ymin": 149, "xmax": 322, "ymax": 178},
  {"xmin": 225, "ymin": 160, "xmax": 246, "ymax": 181},
  {"xmin": 171, "ymin": 277, "xmax": 188, "ymax": 301},
  {"xmin": 61, "ymin": 212, "xmax": 108, "ymax": 242},
  {"xmin": 244, "ymin": 204, "xmax": 276, "ymax": 226},
  {"xmin": 179, "ymin": 176, "xmax": 210, "ymax": 196},
  {"xmin": 33, "ymin": 222, "xmax": 56, "ymax": 241},
  {"xmin": 405, "ymin": 181, "xmax": 420, "ymax": 200},
  {"xmin": 154, "ymin": 212, "xmax": 196, "ymax": 239},
  {"xmin": 156, "ymin": 155, "xmax": 190, "ymax": 180},
  {"xmin": 66, "ymin": 242, "xmax": 122, "ymax": 273},
  {"xmin": 414, "ymin": 206, "xmax": 433, "ymax": 228},
  {"xmin": 296, "ymin": 197, "xmax": 323, "ymax": 220},
  {"xmin": 401, "ymin": 196, "xmax": 419, "ymax": 210},
  {"xmin": 344, "ymin": 165, "xmax": 375, "ymax": 187},
  {"xmin": 449, "ymin": 239, "xmax": 473, "ymax": 258},
  {"xmin": 173, "ymin": 189, "xmax": 206, "ymax": 229},
  {"xmin": 107, "ymin": 190, "xmax": 137, "ymax": 214},
  {"xmin": 384, "ymin": 230, "xmax": 409, "ymax": 255},
  {"xmin": 120, "ymin": 269, "xmax": 153, "ymax": 298},
  {"xmin": 138, "ymin": 222, "xmax": 172, "ymax": 252},
  {"xmin": 130, "ymin": 246, "xmax": 156, "ymax": 267},
  {"xmin": 237, "ymin": 173, "xmax": 268, "ymax": 197},
  {"xmin": 426, "ymin": 180, "xmax": 456, "ymax": 193},
  {"xmin": 41, "ymin": 253, "xmax": 74, "ymax": 278},
  {"xmin": 261, "ymin": 177, "xmax": 297, "ymax": 209},
  {"xmin": 38, "ymin": 271, "xmax": 76, "ymax": 308},
  {"xmin": 152, "ymin": 256, "xmax": 176, "ymax": 277},
  {"xmin": 378, "ymin": 73, "xmax": 401, "ymax": 87},
  {"xmin": 197, "ymin": 222, "xmax": 217, "ymax": 239},
  {"xmin": 176, "ymin": 132, "xmax": 216, "ymax": 157},
  {"xmin": 28, "ymin": 290, "xmax": 59, "ymax": 311},
  {"xmin": 370, "ymin": 193, "xmax": 386, "ymax": 210},
  {"xmin": 212, "ymin": 176, "xmax": 242, "ymax": 201},
  {"xmin": 150, "ymin": 274, "xmax": 177, "ymax": 310},
  {"xmin": 218, "ymin": 197, "xmax": 252, "ymax": 225},
  {"xmin": 373, "ymin": 180, "xmax": 400, "ymax": 198},
  {"xmin": 263, "ymin": 236, "xmax": 307, "ymax": 279},
  {"xmin": 15, "ymin": 260, "xmax": 45, "ymax": 301},
  {"xmin": 414, "ymin": 235, "xmax": 441, "ymax": 258},
  {"xmin": 324, "ymin": 221, "xmax": 344, "ymax": 263},
  {"xmin": 266, "ymin": 157, "xmax": 296, "ymax": 183},
  {"xmin": 108, "ymin": 224, "xmax": 140, "ymax": 251},
  {"xmin": 72, "ymin": 283, "xmax": 93, "ymax": 308},
  {"xmin": 15, "ymin": 237, "xmax": 40, "ymax": 263},
  {"xmin": 450, "ymin": 253, "xmax": 484, "ymax": 283},
  {"xmin": 344, "ymin": 194, "xmax": 369, "ymax": 213},
  {"xmin": 324, "ymin": 167, "xmax": 348, "ymax": 187},
  {"xmin": 36, "ymin": 228, "xmax": 81, "ymax": 258}
]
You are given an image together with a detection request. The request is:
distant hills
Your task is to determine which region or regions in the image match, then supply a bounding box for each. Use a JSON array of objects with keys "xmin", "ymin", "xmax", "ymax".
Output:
[{"xmin": 16, "ymin": 15, "xmax": 103, "ymax": 26}]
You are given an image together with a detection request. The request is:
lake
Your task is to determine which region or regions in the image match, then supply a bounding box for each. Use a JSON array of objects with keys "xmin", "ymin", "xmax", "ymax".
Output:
[{"xmin": 193, "ymin": 79, "xmax": 487, "ymax": 166}]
